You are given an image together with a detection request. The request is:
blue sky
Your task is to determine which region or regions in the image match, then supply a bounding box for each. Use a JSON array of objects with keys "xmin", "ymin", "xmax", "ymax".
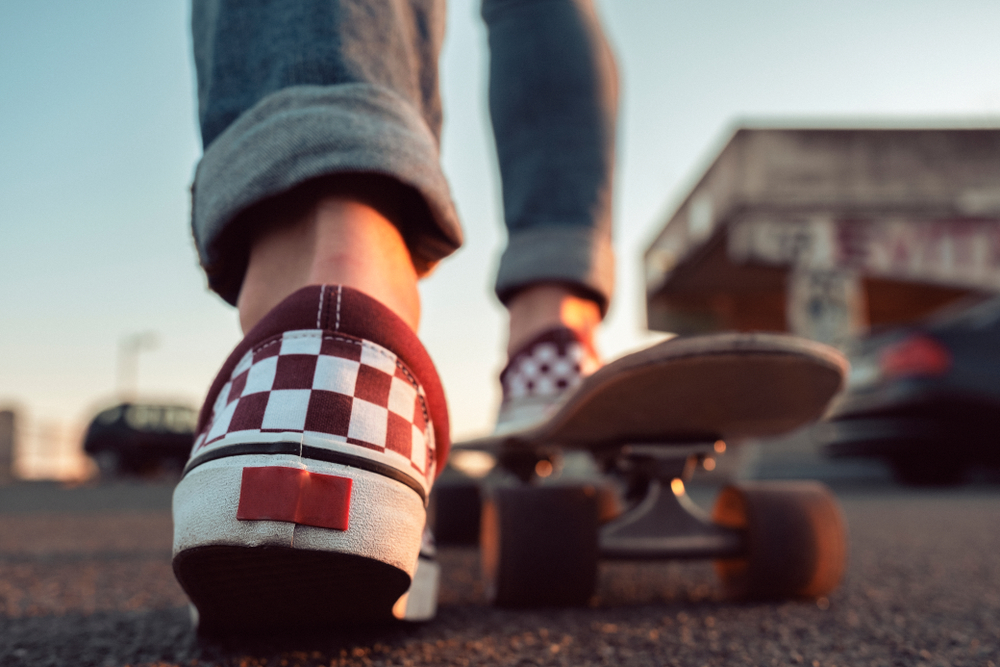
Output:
[{"xmin": 2, "ymin": 0, "xmax": 1000, "ymax": 445}]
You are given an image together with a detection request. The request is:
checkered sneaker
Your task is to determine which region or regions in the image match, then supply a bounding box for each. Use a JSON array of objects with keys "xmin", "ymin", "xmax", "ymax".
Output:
[
  {"xmin": 191, "ymin": 329, "xmax": 435, "ymax": 495},
  {"xmin": 495, "ymin": 327, "xmax": 601, "ymax": 434}
]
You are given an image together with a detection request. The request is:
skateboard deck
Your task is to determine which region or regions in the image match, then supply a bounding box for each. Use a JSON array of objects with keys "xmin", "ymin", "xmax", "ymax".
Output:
[{"xmin": 459, "ymin": 332, "xmax": 848, "ymax": 454}]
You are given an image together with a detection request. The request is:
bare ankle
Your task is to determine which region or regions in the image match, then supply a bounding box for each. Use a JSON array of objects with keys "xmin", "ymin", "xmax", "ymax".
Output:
[
  {"xmin": 237, "ymin": 196, "xmax": 420, "ymax": 334},
  {"xmin": 506, "ymin": 284, "xmax": 602, "ymax": 357}
]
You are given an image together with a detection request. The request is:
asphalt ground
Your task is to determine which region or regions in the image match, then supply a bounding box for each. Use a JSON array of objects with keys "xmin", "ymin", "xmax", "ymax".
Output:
[{"xmin": 1, "ymin": 476, "xmax": 998, "ymax": 667}]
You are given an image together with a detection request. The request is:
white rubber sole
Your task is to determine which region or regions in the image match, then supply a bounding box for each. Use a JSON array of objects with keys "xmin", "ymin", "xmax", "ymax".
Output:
[{"xmin": 172, "ymin": 453, "xmax": 432, "ymax": 631}]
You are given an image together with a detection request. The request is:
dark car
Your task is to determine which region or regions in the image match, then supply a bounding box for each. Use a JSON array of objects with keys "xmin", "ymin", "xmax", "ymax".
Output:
[
  {"xmin": 820, "ymin": 297, "xmax": 1000, "ymax": 485},
  {"xmin": 83, "ymin": 402, "xmax": 197, "ymax": 476}
]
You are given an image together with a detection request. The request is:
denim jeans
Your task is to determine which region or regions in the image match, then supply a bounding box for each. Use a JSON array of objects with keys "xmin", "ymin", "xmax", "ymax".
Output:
[{"xmin": 191, "ymin": 0, "xmax": 617, "ymax": 313}]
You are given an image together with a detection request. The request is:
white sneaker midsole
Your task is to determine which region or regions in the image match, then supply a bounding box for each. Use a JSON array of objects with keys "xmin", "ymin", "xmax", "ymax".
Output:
[{"xmin": 172, "ymin": 453, "xmax": 426, "ymax": 577}]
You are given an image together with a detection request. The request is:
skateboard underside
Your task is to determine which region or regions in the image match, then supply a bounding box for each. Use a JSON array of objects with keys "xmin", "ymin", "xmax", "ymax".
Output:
[{"xmin": 443, "ymin": 333, "xmax": 851, "ymax": 608}]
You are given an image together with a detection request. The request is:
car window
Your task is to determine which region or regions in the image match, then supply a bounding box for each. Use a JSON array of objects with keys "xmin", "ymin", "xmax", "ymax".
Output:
[
  {"xmin": 125, "ymin": 405, "xmax": 160, "ymax": 431},
  {"xmin": 164, "ymin": 406, "xmax": 197, "ymax": 433},
  {"xmin": 96, "ymin": 406, "xmax": 123, "ymax": 425}
]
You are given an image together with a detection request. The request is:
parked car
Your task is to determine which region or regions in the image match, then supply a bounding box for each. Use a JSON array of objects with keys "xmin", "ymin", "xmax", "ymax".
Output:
[
  {"xmin": 83, "ymin": 402, "xmax": 197, "ymax": 476},
  {"xmin": 821, "ymin": 297, "xmax": 1000, "ymax": 485}
]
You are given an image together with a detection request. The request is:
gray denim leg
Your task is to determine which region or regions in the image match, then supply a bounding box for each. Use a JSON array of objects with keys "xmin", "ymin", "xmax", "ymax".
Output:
[
  {"xmin": 191, "ymin": 0, "xmax": 461, "ymax": 304},
  {"xmin": 483, "ymin": 0, "xmax": 618, "ymax": 314}
]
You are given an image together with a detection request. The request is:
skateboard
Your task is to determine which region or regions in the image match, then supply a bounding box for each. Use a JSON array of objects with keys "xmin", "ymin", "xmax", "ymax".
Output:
[{"xmin": 447, "ymin": 332, "xmax": 851, "ymax": 607}]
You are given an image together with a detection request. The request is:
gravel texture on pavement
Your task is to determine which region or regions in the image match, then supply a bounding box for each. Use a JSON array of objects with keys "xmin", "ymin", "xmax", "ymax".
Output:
[{"xmin": 0, "ymin": 480, "xmax": 998, "ymax": 667}]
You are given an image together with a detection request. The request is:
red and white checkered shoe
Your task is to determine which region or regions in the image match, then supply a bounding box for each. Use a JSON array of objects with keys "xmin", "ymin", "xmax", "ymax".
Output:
[
  {"xmin": 172, "ymin": 285, "xmax": 450, "ymax": 632},
  {"xmin": 494, "ymin": 327, "xmax": 601, "ymax": 436}
]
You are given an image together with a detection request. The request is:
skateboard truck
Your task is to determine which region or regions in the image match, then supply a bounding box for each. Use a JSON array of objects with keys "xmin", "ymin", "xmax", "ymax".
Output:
[
  {"xmin": 481, "ymin": 440, "xmax": 848, "ymax": 608},
  {"xmin": 598, "ymin": 442, "xmax": 743, "ymax": 560}
]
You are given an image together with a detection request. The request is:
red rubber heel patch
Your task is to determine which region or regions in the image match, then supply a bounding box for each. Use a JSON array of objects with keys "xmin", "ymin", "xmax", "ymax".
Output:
[{"xmin": 237, "ymin": 467, "xmax": 352, "ymax": 531}]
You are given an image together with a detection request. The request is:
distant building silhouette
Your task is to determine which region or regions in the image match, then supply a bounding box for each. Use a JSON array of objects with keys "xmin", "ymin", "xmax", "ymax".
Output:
[{"xmin": 645, "ymin": 127, "xmax": 1000, "ymax": 345}]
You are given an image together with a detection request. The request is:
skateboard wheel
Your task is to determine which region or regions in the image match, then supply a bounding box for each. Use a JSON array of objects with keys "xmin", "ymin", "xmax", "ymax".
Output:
[
  {"xmin": 480, "ymin": 485, "xmax": 599, "ymax": 607},
  {"xmin": 711, "ymin": 481, "xmax": 848, "ymax": 600},
  {"xmin": 430, "ymin": 479, "xmax": 482, "ymax": 546}
]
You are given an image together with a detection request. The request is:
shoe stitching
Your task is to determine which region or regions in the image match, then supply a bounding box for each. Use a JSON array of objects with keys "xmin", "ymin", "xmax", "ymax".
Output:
[
  {"xmin": 316, "ymin": 284, "xmax": 326, "ymax": 329},
  {"xmin": 335, "ymin": 285, "xmax": 342, "ymax": 331}
]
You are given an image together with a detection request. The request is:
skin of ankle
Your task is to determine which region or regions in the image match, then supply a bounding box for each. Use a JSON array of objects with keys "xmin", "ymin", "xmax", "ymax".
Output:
[
  {"xmin": 506, "ymin": 284, "xmax": 602, "ymax": 357},
  {"xmin": 237, "ymin": 197, "xmax": 420, "ymax": 334}
]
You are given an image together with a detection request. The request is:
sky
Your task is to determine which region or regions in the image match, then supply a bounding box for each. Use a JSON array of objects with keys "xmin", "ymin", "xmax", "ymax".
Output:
[{"xmin": 2, "ymin": 0, "xmax": 1000, "ymax": 474}]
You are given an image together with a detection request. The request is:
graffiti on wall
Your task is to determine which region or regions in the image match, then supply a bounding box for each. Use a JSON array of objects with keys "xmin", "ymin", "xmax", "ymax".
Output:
[{"xmin": 730, "ymin": 216, "xmax": 1000, "ymax": 291}]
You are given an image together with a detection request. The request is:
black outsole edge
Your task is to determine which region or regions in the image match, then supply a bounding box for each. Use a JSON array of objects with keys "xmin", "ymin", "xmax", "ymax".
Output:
[
  {"xmin": 174, "ymin": 545, "xmax": 411, "ymax": 635},
  {"xmin": 182, "ymin": 442, "xmax": 427, "ymax": 502}
]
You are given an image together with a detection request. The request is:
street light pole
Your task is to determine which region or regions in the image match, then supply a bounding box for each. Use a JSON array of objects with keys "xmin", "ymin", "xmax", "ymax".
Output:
[{"xmin": 117, "ymin": 331, "xmax": 159, "ymax": 400}]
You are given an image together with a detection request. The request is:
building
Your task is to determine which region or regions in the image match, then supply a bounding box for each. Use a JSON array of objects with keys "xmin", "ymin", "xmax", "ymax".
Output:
[{"xmin": 644, "ymin": 128, "xmax": 1000, "ymax": 344}]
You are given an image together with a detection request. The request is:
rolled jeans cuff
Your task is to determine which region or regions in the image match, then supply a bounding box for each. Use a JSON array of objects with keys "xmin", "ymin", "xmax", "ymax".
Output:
[
  {"xmin": 495, "ymin": 226, "xmax": 614, "ymax": 316},
  {"xmin": 191, "ymin": 83, "xmax": 463, "ymax": 305}
]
